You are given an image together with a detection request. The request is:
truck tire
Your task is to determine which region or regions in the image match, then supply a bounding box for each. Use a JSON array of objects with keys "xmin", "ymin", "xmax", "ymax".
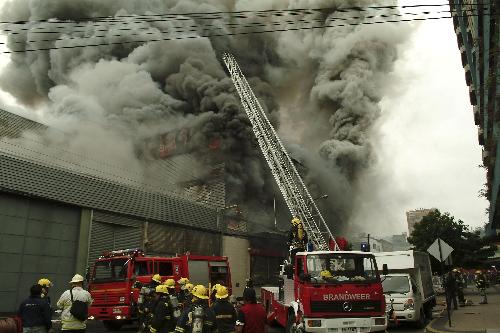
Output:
[{"xmin": 103, "ymin": 320, "xmax": 124, "ymax": 331}]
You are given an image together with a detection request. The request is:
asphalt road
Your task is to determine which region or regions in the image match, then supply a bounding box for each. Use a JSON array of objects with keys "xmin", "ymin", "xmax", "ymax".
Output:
[{"xmin": 85, "ymin": 320, "xmax": 425, "ymax": 333}]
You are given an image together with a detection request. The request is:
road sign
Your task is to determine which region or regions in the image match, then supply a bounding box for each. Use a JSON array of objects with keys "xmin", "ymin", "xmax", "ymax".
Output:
[{"xmin": 427, "ymin": 238, "xmax": 453, "ymax": 262}]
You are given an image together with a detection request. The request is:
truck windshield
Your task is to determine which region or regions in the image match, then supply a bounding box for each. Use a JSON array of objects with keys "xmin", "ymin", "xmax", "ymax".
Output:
[
  {"xmin": 306, "ymin": 254, "xmax": 378, "ymax": 283},
  {"xmin": 93, "ymin": 258, "xmax": 129, "ymax": 283},
  {"xmin": 382, "ymin": 276, "xmax": 410, "ymax": 294}
]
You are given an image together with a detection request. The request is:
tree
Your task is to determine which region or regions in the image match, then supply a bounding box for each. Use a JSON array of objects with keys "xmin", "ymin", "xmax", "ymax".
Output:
[{"xmin": 407, "ymin": 210, "xmax": 496, "ymax": 270}]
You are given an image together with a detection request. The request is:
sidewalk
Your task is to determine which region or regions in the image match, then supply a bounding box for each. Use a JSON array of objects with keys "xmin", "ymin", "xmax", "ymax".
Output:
[{"xmin": 426, "ymin": 286, "xmax": 500, "ymax": 333}]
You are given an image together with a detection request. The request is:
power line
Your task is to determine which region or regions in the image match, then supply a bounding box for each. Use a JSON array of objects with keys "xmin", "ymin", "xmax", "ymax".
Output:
[
  {"xmin": 0, "ymin": 2, "xmax": 478, "ymax": 26},
  {"xmin": 0, "ymin": 13, "xmax": 485, "ymax": 54},
  {"xmin": 1, "ymin": 7, "xmax": 481, "ymax": 46}
]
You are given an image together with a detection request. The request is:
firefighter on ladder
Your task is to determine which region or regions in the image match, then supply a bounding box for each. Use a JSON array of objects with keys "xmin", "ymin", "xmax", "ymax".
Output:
[{"xmin": 288, "ymin": 216, "xmax": 308, "ymax": 263}]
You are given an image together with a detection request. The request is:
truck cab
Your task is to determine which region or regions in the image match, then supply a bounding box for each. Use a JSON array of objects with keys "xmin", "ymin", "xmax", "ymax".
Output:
[
  {"xmin": 262, "ymin": 251, "xmax": 387, "ymax": 333},
  {"xmin": 375, "ymin": 251, "xmax": 436, "ymax": 328}
]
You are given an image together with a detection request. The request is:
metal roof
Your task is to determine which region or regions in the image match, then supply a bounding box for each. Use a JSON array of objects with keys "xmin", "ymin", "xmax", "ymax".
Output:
[{"xmin": 0, "ymin": 108, "xmax": 47, "ymax": 138}]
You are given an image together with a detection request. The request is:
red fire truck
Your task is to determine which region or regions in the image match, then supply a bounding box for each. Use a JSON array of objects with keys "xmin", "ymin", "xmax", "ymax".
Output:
[
  {"xmin": 87, "ymin": 249, "xmax": 231, "ymax": 330},
  {"xmin": 262, "ymin": 250, "xmax": 388, "ymax": 333}
]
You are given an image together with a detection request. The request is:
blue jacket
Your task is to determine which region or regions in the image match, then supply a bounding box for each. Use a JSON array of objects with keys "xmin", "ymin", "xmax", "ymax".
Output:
[{"xmin": 18, "ymin": 295, "xmax": 52, "ymax": 329}]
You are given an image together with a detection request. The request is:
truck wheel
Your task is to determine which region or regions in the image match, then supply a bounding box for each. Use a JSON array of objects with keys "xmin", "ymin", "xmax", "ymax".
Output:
[
  {"xmin": 415, "ymin": 309, "xmax": 426, "ymax": 329},
  {"xmin": 103, "ymin": 320, "xmax": 124, "ymax": 331}
]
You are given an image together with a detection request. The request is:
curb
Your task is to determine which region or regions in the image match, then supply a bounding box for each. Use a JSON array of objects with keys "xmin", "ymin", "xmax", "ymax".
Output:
[{"xmin": 425, "ymin": 307, "xmax": 485, "ymax": 333}]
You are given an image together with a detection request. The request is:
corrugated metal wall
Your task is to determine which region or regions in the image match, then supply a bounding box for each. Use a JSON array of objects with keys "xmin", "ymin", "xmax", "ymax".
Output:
[
  {"xmin": 146, "ymin": 223, "xmax": 220, "ymax": 257},
  {"xmin": 0, "ymin": 192, "xmax": 80, "ymax": 313},
  {"xmin": 87, "ymin": 211, "xmax": 142, "ymax": 269}
]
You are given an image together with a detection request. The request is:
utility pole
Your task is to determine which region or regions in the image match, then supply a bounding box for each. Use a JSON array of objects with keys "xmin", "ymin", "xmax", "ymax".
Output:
[{"xmin": 438, "ymin": 238, "xmax": 452, "ymax": 327}]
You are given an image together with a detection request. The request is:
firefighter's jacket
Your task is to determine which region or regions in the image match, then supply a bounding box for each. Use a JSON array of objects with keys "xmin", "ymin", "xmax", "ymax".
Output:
[
  {"xmin": 475, "ymin": 274, "xmax": 487, "ymax": 289},
  {"xmin": 287, "ymin": 225, "xmax": 308, "ymax": 249},
  {"xmin": 174, "ymin": 302, "xmax": 217, "ymax": 333},
  {"xmin": 150, "ymin": 296, "xmax": 175, "ymax": 333},
  {"xmin": 210, "ymin": 299, "xmax": 237, "ymax": 333}
]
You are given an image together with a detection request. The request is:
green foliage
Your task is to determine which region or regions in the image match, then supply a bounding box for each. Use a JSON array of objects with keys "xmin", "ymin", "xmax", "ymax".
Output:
[{"xmin": 407, "ymin": 210, "xmax": 496, "ymax": 269}]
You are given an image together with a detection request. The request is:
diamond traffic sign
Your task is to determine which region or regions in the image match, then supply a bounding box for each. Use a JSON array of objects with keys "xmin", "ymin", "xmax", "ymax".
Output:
[{"xmin": 427, "ymin": 238, "xmax": 454, "ymax": 262}]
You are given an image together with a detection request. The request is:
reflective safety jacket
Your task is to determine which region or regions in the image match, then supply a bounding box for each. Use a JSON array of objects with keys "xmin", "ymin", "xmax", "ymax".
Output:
[
  {"xmin": 210, "ymin": 299, "xmax": 236, "ymax": 333},
  {"xmin": 150, "ymin": 296, "xmax": 175, "ymax": 333}
]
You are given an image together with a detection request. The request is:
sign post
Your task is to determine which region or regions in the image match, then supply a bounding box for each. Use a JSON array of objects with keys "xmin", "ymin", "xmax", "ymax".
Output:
[{"xmin": 428, "ymin": 238, "xmax": 454, "ymax": 327}]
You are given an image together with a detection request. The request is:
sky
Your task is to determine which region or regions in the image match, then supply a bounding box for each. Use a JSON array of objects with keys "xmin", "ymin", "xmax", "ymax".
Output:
[{"xmin": 0, "ymin": 1, "xmax": 488, "ymax": 235}]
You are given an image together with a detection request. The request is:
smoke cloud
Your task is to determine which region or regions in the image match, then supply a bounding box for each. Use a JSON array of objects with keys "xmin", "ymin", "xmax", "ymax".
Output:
[{"xmin": 0, "ymin": 0, "xmax": 410, "ymax": 234}]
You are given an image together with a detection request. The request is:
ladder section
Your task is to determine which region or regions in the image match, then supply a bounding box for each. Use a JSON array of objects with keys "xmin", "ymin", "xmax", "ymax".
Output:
[{"xmin": 223, "ymin": 53, "xmax": 338, "ymax": 251}]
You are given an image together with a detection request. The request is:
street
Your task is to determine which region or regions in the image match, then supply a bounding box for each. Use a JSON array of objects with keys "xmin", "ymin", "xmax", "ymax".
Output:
[{"xmin": 84, "ymin": 320, "xmax": 426, "ymax": 333}]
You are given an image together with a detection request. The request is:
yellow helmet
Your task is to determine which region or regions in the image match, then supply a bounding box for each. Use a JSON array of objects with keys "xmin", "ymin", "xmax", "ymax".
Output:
[
  {"xmin": 185, "ymin": 283, "xmax": 194, "ymax": 293},
  {"xmin": 152, "ymin": 274, "xmax": 162, "ymax": 283},
  {"xmin": 215, "ymin": 285, "xmax": 229, "ymax": 299},
  {"xmin": 155, "ymin": 285, "xmax": 169, "ymax": 294},
  {"xmin": 320, "ymin": 270, "xmax": 332, "ymax": 279},
  {"xmin": 192, "ymin": 285, "xmax": 209, "ymax": 299},
  {"xmin": 475, "ymin": 270, "xmax": 482, "ymax": 274},
  {"xmin": 163, "ymin": 278, "xmax": 176, "ymax": 288},
  {"xmin": 38, "ymin": 278, "xmax": 53, "ymax": 288},
  {"xmin": 211, "ymin": 283, "xmax": 222, "ymax": 293},
  {"xmin": 291, "ymin": 217, "xmax": 301, "ymax": 226},
  {"xmin": 178, "ymin": 277, "xmax": 190, "ymax": 287}
]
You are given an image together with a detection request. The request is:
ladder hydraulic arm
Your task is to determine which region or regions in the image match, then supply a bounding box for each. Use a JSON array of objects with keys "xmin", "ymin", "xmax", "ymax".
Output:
[{"xmin": 222, "ymin": 53, "xmax": 338, "ymax": 251}]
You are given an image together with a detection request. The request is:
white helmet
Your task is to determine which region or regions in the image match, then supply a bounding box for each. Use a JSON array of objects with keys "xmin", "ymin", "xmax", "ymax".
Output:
[{"xmin": 69, "ymin": 274, "xmax": 85, "ymax": 283}]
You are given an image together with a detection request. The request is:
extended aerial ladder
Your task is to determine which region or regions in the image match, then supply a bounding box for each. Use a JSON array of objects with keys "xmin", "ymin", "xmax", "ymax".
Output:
[{"xmin": 222, "ymin": 53, "xmax": 338, "ymax": 251}]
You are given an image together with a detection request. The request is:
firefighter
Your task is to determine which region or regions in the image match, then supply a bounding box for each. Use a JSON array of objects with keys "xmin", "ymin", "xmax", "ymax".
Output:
[
  {"xmin": 288, "ymin": 217, "xmax": 308, "ymax": 263},
  {"xmin": 38, "ymin": 278, "xmax": 53, "ymax": 306},
  {"xmin": 174, "ymin": 285, "xmax": 217, "ymax": 333},
  {"xmin": 210, "ymin": 284, "xmax": 221, "ymax": 305},
  {"xmin": 177, "ymin": 278, "xmax": 190, "ymax": 304},
  {"xmin": 475, "ymin": 270, "xmax": 488, "ymax": 304},
  {"xmin": 210, "ymin": 285, "xmax": 236, "ymax": 333},
  {"xmin": 149, "ymin": 285, "xmax": 176, "ymax": 333},
  {"xmin": 453, "ymin": 268, "xmax": 466, "ymax": 307},
  {"xmin": 164, "ymin": 278, "xmax": 182, "ymax": 320},
  {"xmin": 183, "ymin": 283, "xmax": 194, "ymax": 308},
  {"xmin": 139, "ymin": 274, "xmax": 162, "ymax": 333}
]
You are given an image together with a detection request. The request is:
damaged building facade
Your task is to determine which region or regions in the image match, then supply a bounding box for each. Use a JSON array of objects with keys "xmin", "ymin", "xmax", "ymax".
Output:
[{"xmin": 0, "ymin": 108, "xmax": 286, "ymax": 313}]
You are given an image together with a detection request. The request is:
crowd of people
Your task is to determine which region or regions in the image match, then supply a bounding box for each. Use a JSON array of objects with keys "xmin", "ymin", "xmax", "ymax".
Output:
[
  {"xmin": 443, "ymin": 267, "xmax": 496, "ymax": 308},
  {"xmin": 17, "ymin": 274, "xmax": 267, "ymax": 333}
]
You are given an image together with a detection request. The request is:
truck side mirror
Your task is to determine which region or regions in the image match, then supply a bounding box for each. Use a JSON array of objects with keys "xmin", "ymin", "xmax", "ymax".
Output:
[{"xmin": 382, "ymin": 264, "xmax": 389, "ymax": 276}]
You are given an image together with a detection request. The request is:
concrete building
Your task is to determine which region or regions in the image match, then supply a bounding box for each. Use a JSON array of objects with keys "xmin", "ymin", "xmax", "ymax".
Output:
[
  {"xmin": 383, "ymin": 233, "xmax": 411, "ymax": 251},
  {"xmin": 0, "ymin": 108, "xmax": 286, "ymax": 313},
  {"xmin": 406, "ymin": 208, "xmax": 437, "ymax": 235},
  {"xmin": 449, "ymin": 1, "xmax": 499, "ymax": 235},
  {"xmin": 350, "ymin": 233, "xmax": 393, "ymax": 253}
]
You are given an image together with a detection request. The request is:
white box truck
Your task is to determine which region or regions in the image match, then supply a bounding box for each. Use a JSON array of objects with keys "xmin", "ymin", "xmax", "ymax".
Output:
[{"xmin": 374, "ymin": 250, "xmax": 436, "ymax": 328}]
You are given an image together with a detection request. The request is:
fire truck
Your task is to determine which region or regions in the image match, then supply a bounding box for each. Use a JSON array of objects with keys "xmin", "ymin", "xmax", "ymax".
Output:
[
  {"xmin": 223, "ymin": 53, "xmax": 388, "ymax": 332},
  {"xmin": 87, "ymin": 249, "xmax": 231, "ymax": 330}
]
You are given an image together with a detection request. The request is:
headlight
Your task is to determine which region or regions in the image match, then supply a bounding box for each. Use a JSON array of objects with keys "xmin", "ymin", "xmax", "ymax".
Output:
[
  {"xmin": 307, "ymin": 320, "xmax": 321, "ymax": 327},
  {"xmin": 403, "ymin": 298, "xmax": 414, "ymax": 310}
]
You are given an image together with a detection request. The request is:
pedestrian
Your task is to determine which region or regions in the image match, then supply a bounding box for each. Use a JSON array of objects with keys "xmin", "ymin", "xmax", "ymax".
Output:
[
  {"xmin": 444, "ymin": 271, "xmax": 458, "ymax": 310},
  {"xmin": 475, "ymin": 270, "xmax": 488, "ymax": 304},
  {"xmin": 235, "ymin": 288, "xmax": 266, "ymax": 333},
  {"xmin": 174, "ymin": 285, "xmax": 217, "ymax": 333},
  {"xmin": 37, "ymin": 279, "xmax": 53, "ymax": 307},
  {"xmin": 56, "ymin": 274, "xmax": 92, "ymax": 332},
  {"xmin": 453, "ymin": 269, "xmax": 465, "ymax": 307},
  {"xmin": 149, "ymin": 285, "xmax": 175, "ymax": 333},
  {"xmin": 138, "ymin": 274, "xmax": 162, "ymax": 333},
  {"xmin": 210, "ymin": 285, "xmax": 236, "ymax": 333},
  {"xmin": 18, "ymin": 284, "xmax": 52, "ymax": 333}
]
